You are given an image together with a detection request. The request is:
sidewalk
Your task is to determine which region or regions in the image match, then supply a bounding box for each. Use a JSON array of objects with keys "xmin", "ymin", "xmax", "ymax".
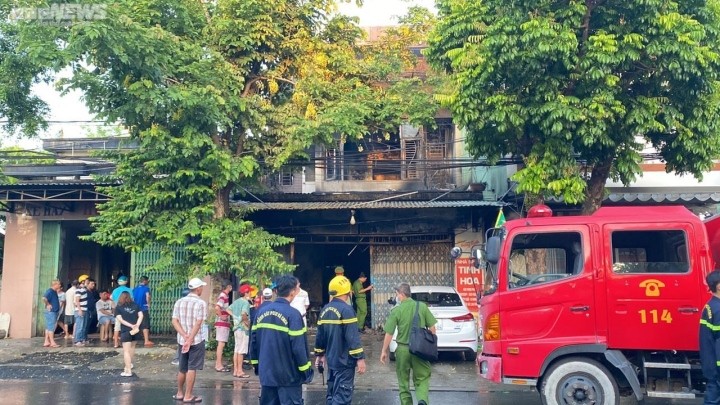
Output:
[{"xmin": 0, "ymin": 330, "xmax": 510, "ymax": 395}]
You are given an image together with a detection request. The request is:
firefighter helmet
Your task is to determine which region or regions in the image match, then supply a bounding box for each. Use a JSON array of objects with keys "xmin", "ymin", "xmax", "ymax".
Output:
[{"xmin": 328, "ymin": 275, "xmax": 351, "ymax": 297}]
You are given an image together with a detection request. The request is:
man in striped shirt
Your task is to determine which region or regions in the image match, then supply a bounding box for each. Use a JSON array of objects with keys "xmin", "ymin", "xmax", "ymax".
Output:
[
  {"xmin": 172, "ymin": 277, "xmax": 208, "ymax": 403},
  {"xmin": 73, "ymin": 275, "xmax": 90, "ymax": 346}
]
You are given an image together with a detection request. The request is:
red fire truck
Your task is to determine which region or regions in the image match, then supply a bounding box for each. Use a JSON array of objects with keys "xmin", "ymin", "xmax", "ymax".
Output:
[{"xmin": 461, "ymin": 205, "xmax": 720, "ymax": 404}]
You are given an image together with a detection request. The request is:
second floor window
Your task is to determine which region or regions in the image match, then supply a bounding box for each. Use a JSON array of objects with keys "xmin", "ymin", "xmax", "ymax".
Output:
[
  {"xmin": 324, "ymin": 120, "xmax": 453, "ymax": 182},
  {"xmin": 279, "ymin": 168, "xmax": 294, "ymax": 186}
]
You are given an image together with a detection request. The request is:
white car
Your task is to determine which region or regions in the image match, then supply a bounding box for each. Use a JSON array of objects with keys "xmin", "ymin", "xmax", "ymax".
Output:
[{"xmin": 388, "ymin": 285, "xmax": 479, "ymax": 362}]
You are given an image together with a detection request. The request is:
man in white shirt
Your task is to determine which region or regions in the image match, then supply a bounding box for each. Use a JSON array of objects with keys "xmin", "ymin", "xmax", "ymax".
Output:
[
  {"xmin": 64, "ymin": 280, "xmax": 77, "ymax": 340},
  {"xmin": 172, "ymin": 277, "xmax": 208, "ymax": 403},
  {"xmin": 290, "ymin": 282, "xmax": 310, "ymax": 327}
]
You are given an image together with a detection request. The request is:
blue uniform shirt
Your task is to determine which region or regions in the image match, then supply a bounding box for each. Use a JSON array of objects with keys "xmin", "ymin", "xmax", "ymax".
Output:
[
  {"xmin": 700, "ymin": 295, "xmax": 720, "ymax": 380},
  {"xmin": 250, "ymin": 297, "xmax": 313, "ymax": 387},
  {"xmin": 314, "ymin": 298, "xmax": 364, "ymax": 370}
]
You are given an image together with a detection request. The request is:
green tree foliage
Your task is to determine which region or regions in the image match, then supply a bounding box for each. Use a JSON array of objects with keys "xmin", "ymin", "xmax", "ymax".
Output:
[
  {"xmin": 427, "ymin": 0, "xmax": 720, "ymax": 213},
  {"xmin": 10, "ymin": 0, "xmax": 440, "ymax": 283},
  {"xmin": 0, "ymin": 4, "xmax": 46, "ymax": 136}
]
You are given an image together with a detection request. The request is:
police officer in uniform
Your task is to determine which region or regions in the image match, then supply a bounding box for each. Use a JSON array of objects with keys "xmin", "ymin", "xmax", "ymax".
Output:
[
  {"xmin": 352, "ymin": 273, "xmax": 373, "ymax": 332},
  {"xmin": 380, "ymin": 283, "xmax": 436, "ymax": 405},
  {"xmin": 700, "ymin": 270, "xmax": 720, "ymax": 404},
  {"xmin": 250, "ymin": 275, "xmax": 313, "ymax": 405},
  {"xmin": 314, "ymin": 275, "xmax": 366, "ymax": 404}
]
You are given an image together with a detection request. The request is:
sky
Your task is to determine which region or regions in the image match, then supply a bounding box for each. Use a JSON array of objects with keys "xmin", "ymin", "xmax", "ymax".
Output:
[{"xmin": 3, "ymin": 0, "xmax": 437, "ymax": 149}]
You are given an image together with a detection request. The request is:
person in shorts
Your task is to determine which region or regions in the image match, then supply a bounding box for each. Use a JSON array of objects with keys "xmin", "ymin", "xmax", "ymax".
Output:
[
  {"xmin": 42, "ymin": 279, "xmax": 62, "ymax": 348},
  {"xmin": 132, "ymin": 275, "xmax": 154, "ymax": 347},
  {"xmin": 229, "ymin": 284, "xmax": 252, "ymax": 378},
  {"xmin": 111, "ymin": 275, "xmax": 132, "ymax": 348},
  {"xmin": 56, "ymin": 285, "xmax": 66, "ymax": 338},
  {"xmin": 96, "ymin": 290, "xmax": 116, "ymax": 342},
  {"xmin": 213, "ymin": 281, "xmax": 233, "ymax": 372},
  {"xmin": 64, "ymin": 280, "xmax": 78, "ymax": 340},
  {"xmin": 115, "ymin": 291, "xmax": 143, "ymax": 377},
  {"xmin": 172, "ymin": 278, "xmax": 208, "ymax": 403}
]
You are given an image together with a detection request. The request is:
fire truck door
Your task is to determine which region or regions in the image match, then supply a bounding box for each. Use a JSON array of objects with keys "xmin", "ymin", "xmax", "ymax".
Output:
[
  {"xmin": 500, "ymin": 227, "xmax": 597, "ymax": 377},
  {"xmin": 604, "ymin": 224, "xmax": 700, "ymax": 351}
]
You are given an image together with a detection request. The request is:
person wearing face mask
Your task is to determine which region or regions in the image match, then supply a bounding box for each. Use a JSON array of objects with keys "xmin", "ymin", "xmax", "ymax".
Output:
[
  {"xmin": 314, "ymin": 275, "xmax": 366, "ymax": 405},
  {"xmin": 380, "ymin": 283, "xmax": 437, "ymax": 405}
]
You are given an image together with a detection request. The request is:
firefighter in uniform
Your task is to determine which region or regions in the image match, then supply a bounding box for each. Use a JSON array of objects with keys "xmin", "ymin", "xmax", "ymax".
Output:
[
  {"xmin": 250, "ymin": 275, "xmax": 313, "ymax": 405},
  {"xmin": 380, "ymin": 282, "xmax": 436, "ymax": 405},
  {"xmin": 314, "ymin": 275, "xmax": 366, "ymax": 405},
  {"xmin": 700, "ymin": 270, "xmax": 720, "ymax": 405}
]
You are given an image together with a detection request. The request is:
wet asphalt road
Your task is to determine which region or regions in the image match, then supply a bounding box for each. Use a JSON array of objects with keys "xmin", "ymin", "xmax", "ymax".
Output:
[
  {"xmin": 0, "ymin": 379, "xmax": 704, "ymax": 405},
  {"xmin": 0, "ymin": 379, "xmax": 538, "ymax": 405},
  {"xmin": 0, "ymin": 335, "xmax": 704, "ymax": 404}
]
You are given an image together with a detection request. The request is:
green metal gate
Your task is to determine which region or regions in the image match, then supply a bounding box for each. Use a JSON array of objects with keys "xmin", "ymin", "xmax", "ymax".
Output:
[
  {"xmin": 35, "ymin": 221, "xmax": 61, "ymax": 336},
  {"xmin": 131, "ymin": 244, "xmax": 186, "ymax": 334}
]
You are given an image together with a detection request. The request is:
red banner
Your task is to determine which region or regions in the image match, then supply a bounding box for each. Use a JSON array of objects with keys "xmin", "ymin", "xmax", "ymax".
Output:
[{"xmin": 454, "ymin": 257, "xmax": 482, "ymax": 314}]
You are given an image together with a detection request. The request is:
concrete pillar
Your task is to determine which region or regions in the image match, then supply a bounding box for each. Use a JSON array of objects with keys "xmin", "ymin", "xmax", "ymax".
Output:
[{"xmin": 0, "ymin": 213, "xmax": 40, "ymax": 338}]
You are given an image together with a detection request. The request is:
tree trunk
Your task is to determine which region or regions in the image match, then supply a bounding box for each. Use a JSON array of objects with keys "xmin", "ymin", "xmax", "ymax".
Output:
[
  {"xmin": 214, "ymin": 185, "xmax": 232, "ymax": 220},
  {"xmin": 581, "ymin": 160, "xmax": 612, "ymax": 215},
  {"xmin": 210, "ymin": 125, "xmax": 238, "ymax": 221}
]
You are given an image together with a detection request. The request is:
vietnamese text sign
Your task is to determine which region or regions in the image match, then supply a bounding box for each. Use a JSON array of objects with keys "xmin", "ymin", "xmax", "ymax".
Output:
[{"xmin": 454, "ymin": 257, "xmax": 482, "ymax": 313}]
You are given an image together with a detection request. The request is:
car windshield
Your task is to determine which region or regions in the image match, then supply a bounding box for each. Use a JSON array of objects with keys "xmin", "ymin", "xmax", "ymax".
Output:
[{"xmin": 411, "ymin": 292, "xmax": 463, "ymax": 307}]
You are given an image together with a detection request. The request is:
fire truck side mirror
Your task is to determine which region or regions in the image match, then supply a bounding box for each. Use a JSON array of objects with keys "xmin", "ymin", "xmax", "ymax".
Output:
[{"xmin": 486, "ymin": 236, "xmax": 501, "ymax": 264}]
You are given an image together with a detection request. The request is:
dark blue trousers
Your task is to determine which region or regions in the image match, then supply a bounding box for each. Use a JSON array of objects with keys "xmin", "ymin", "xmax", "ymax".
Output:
[
  {"xmin": 706, "ymin": 379, "xmax": 720, "ymax": 405},
  {"xmin": 260, "ymin": 385, "xmax": 303, "ymax": 405},
  {"xmin": 326, "ymin": 367, "xmax": 356, "ymax": 405}
]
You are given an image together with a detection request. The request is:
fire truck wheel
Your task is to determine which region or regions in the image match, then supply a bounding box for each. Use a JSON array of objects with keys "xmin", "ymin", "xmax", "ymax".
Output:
[{"xmin": 541, "ymin": 357, "xmax": 619, "ymax": 405}]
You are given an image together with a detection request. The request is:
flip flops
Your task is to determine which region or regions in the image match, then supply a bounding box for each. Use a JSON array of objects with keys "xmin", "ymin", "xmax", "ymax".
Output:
[
  {"xmin": 234, "ymin": 374, "xmax": 250, "ymax": 379},
  {"xmin": 173, "ymin": 394, "xmax": 202, "ymax": 403},
  {"xmin": 214, "ymin": 367, "xmax": 231, "ymax": 372}
]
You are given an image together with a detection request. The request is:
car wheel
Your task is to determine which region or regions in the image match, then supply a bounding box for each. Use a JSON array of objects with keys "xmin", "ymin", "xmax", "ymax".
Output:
[
  {"xmin": 540, "ymin": 357, "xmax": 619, "ymax": 405},
  {"xmin": 464, "ymin": 350, "xmax": 477, "ymax": 362},
  {"xmin": 389, "ymin": 351, "xmax": 396, "ymax": 361}
]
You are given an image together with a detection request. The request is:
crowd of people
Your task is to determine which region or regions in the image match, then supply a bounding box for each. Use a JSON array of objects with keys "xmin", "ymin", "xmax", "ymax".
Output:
[
  {"xmin": 42, "ymin": 269, "xmax": 436, "ymax": 405},
  {"xmin": 41, "ymin": 274, "xmax": 155, "ymax": 353}
]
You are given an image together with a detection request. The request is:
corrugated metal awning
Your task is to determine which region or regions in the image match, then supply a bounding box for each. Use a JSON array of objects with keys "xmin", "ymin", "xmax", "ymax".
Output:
[
  {"xmin": 233, "ymin": 200, "xmax": 503, "ymax": 210},
  {"xmin": 606, "ymin": 192, "xmax": 720, "ymax": 204}
]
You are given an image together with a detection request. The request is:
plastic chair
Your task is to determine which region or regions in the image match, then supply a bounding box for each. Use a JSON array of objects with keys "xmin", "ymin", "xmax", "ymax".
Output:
[{"xmin": 0, "ymin": 313, "xmax": 10, "ymax": 339}]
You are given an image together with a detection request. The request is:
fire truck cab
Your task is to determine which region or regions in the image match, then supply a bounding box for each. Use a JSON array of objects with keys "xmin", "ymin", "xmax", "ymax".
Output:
[{"xmin": 472, "ymin": 205, "xmax": 718, "ymax": 404}]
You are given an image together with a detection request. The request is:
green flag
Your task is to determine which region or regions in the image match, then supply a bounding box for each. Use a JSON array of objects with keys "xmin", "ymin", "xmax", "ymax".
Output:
[{"xmin": 494, "ymin": 208, "xmax": 506, "ymax": 228}]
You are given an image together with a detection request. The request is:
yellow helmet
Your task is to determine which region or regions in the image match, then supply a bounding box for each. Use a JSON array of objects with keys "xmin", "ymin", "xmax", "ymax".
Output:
[
  {"xmin": 328, "ymin": 275, "xmax": 351, "ymax": 297},
  {"xmin": 78, "ymin": 274, "xmax": 89, "ymax": 283}
]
